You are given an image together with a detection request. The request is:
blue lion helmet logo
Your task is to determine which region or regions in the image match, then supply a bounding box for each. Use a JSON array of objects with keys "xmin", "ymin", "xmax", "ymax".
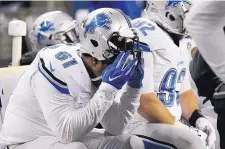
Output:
[
  {"xmin": 84, "ymin": 13, "xmax": 112, "ymax": 38},
  {"xmin": 37, "ymin": 21, "xmax": 55, "ymax": 44},
  {"xmin": 165, "ymin": 0, "xmax": 192, "ymax": 9},
  {"xmin": 165, "ymin": 0, "xmax": 182, "ymax": 9}
]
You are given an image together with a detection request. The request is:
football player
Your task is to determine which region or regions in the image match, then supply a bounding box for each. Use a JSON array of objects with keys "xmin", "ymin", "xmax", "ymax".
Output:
[
  {"xmin": 21, "ymin": 11, "xmax": 79, "ymax": 65},
  {"xmin": 125, "ymin": 1, "xmax": 216, "ymax": 149},
  {"xmin": 0, "ymin": 8, "xmax": 144, "ymax": 149},
  {"xmin": 185, "ymin": 1, "xmax": 225, "ymax": 83}
]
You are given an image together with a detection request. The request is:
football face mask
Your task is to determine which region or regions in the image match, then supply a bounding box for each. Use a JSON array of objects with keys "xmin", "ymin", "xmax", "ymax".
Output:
[{"xmin": 104, "ymin": 31, "xmax": 142, "ymax": 64}]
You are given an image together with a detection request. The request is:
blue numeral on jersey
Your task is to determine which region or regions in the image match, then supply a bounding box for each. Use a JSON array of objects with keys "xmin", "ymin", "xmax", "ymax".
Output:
[
  {"xmin": 158, "ymin": 68, "xmax": 186, "ymax": 107},
  {"xmin": 178, "ymin": 68, "xmax": 186, "ymax": 83},
  {"xmin": 62, "ymin": 58, "xmax": 77, "ymax": 68},
  {"xmin": 55, "ymin": 51, "xmax": 77, "ymax": 68},
  {"xmin": 55, "ymin": 51, "xmax": 72, "ymax": 61},
  {"xmin": 158, "ymin": 68, "xmax": 178, "ymax": 107},
  {"xmin": 176, "ymin": 68, "xmax": 186, "ymax": 105},
  {"xmin": 133, "ymin": 20, "xmax": 155, "ymax": 36}
]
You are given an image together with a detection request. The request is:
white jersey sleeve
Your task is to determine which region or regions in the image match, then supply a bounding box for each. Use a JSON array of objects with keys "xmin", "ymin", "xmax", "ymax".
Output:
[
  {"xmin": 185, "ymin": 1, "xmax": 225, "ymax": 82},
  {"xmin": 179, "ymin": 37, "xmax": 194, "ymax": 93},
  {"xmin": 131, "ymin": 18, "xmax": 158, "ymax": 94},
  {"xmin": 179, "ymin": 68, "xmax": 191, "ymax": 93},
  {"xmin": 142, "ymin": 52, "xmax": 154, "ymax": 94},
  {"xmin": 100, "ymin": 85, "xmax": 141, "ymax": 135},
  {"xmin": 35, "ymin": 44, "xmax": 118, "ymax": 143},
  {"xmin": 37, "ymin": 44, "xmax": 88, "ymax": 98},
  {"xmin": 132, "ymin": 18, "xmax": 167, "ymax": 52},
  {"xmin": 181, "ymin": 36, "xmax": 197, "ymax": 61}
]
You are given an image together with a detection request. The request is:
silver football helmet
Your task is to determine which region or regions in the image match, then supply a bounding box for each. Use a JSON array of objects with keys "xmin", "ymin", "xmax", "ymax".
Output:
[
  {"xmin": 145, "ymin": 0, "xmax": 192, "ymax": 35},
  {"xmin": 28, "ymin": 11, "xmax": 79, "ymax": 51},
  {"xmin": 79, "ymin": 8, "xmax": 139, "ymax": 63}
]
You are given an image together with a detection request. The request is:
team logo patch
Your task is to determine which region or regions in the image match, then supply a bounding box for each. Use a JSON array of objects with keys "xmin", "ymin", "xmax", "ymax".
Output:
[
  {"xmin": 37, "ymin": 21, "xmax": 55, "ymax": 44},
  {"xmin": 187, "ymin": 42, "xmax": 192, "ymax": 51},
  {"xmin": 84, "ymin": 13, "xmax": 112, "ymax": 38}
]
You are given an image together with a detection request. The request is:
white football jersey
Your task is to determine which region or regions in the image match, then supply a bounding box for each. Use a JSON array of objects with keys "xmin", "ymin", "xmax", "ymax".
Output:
[
  {"xmin": 0, "ymin": 43, "xmax": 140, "ymax": 147},
  {"xmin": 0, "ymin": 43, "xmax": 96, "ymax": 147},
  {"xmin": 132, "ymin": 18, "xmax": 193, "ymax": 120}
]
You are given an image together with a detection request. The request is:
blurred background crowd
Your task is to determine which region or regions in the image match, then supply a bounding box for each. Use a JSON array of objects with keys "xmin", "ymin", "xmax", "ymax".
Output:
[{"xmin": 0, "ymin": 1, "xmax": 146, "ymax": 67}]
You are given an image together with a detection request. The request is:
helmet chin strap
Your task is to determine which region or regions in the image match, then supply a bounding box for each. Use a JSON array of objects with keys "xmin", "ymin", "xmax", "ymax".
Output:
[
  {"xmin": 91, "ymin": 75, "xmax": 102, "ymax": 81},
  {"xmin": 81, "ymin": 57, "xmax": 102, "ymax": 88}
]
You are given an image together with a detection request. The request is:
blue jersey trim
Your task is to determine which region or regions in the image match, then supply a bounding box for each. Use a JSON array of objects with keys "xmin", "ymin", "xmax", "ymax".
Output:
[{"xmin": 38, "ymin": 63, "xmax": 70, "ymax": 95}]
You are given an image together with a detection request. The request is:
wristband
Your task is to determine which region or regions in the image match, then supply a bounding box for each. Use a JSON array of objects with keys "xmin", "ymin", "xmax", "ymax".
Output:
[{"xmin": 189, "ymin": 110, "xmax": 204, "ymax": 127}]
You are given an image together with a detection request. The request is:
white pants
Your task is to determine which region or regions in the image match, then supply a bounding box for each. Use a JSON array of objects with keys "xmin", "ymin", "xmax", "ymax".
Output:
[
  {"xmin": 128, "ymin": 123, "xmax": 205, "ymax": 149},
  {"xmin": 8, "ymin": 136, "xmax": 87, "ymax": 149},
  {"xmin": 7, "ymin": 129, "xmax": 137, "ymax": 149}
]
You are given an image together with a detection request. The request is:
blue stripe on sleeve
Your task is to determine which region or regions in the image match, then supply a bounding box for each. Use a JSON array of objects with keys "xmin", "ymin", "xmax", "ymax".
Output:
[{"xmin": 38, "ymin": 64, "xmax": 70, "ymax": 95}]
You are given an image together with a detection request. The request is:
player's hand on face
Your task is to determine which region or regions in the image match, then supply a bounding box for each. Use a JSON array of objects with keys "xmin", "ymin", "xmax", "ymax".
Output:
[
  {"xmin": 127, "ymin": 60, "xmax": 144, "ymax": 89},
  {"xmin": 195, "ymin": 117, "xmax": 216, "ymax": 149},
  {"xmin": 102, "ymin": 51, "xmax": 137, "ymax": 90}
]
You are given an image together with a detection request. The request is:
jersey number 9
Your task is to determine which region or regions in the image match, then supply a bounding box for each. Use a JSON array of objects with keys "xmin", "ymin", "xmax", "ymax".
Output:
[
  {"xmin": 55, "ymin": 51, "xmax": 77, "ymax": 68},
  {"xmin": 158, "ymin": 68, "xmax": 186, "ymax": 107}
]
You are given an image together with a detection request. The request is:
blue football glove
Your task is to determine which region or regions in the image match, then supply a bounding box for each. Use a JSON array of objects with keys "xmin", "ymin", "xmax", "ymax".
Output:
[
  {"xmin": 127, "ymin": 62, "xmax": 144, "ymax": 89},
  {"xmin": 102, "ymin": 51, "xmax": 137, "ymax": 90}
]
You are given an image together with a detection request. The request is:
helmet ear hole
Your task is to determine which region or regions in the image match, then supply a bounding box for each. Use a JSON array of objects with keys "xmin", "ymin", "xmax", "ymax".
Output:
[
  {"xmin": 166, "ymin": 12, "xmax": 175, "ymax": 21},
  {"xmin": 90, "ymin": 39, "xmax": 99, "ymax": 47},
  {"xmin": 169, "ymin": 14, "xmax": 175, "ymax": 21},
  {"xmin": 49, "ymin": 34, "xmax": 53, "ymax": 40}
]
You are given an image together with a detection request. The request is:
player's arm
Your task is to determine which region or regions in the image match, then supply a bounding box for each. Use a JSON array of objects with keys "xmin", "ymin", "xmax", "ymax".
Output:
[
  {"xmin": 179, "ymin": 52, "xmax": 200, "ymax": 120},
  {"xmin": 179, "ymin": 66, "xmax": 216, "ymax": 147},
  {"xmin": 185, "ymin": 1, "xmax": 225, "ymax": 82},
  {"xmin": 35, "ymin": 51, "xmax": 137, "ymax": 143},
  {"xmin": 179, "ymin": 40, "xmax": 200, "ymax": 119},
  {"xmin": 137, "ymin": 52, "xmax": 176, "ymax": 125},
  {"xmin": 191, "ymin": 47, "xmax": 198, "ymax": 58},
  {"xmin": 101, "ymin": 62, "xmax": 144, "ymax": 135},
  {"xmin": 34, "ymin": 53, "xmax": 118, "ymax": 143},
  {"xmin": 101, "ymin": 85, "xmax": 141, "ymax": 135},
  {"xmin": 180, "ymin": 89, "xmax": 199, "ymax": 120},
  {"xmin": 139, "ymin": 93, "xmax": 176, "ymax": 124},
  {"xmin": 185, "ymin": 37, "xmax": 197, "ymax": 59},
  {"xmin": 32, "ymin": 70, "xmax": 116, "ymax": 143}
]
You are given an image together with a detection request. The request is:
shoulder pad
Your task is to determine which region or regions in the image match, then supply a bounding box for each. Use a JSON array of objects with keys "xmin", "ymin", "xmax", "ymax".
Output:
[
  {"xmin": 37, "ymin": 44, "xmax": 89, "ymax": 95},
  {"xmin": 132, "ymin": 17, "xmax": 172, "ymax": 51}
]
